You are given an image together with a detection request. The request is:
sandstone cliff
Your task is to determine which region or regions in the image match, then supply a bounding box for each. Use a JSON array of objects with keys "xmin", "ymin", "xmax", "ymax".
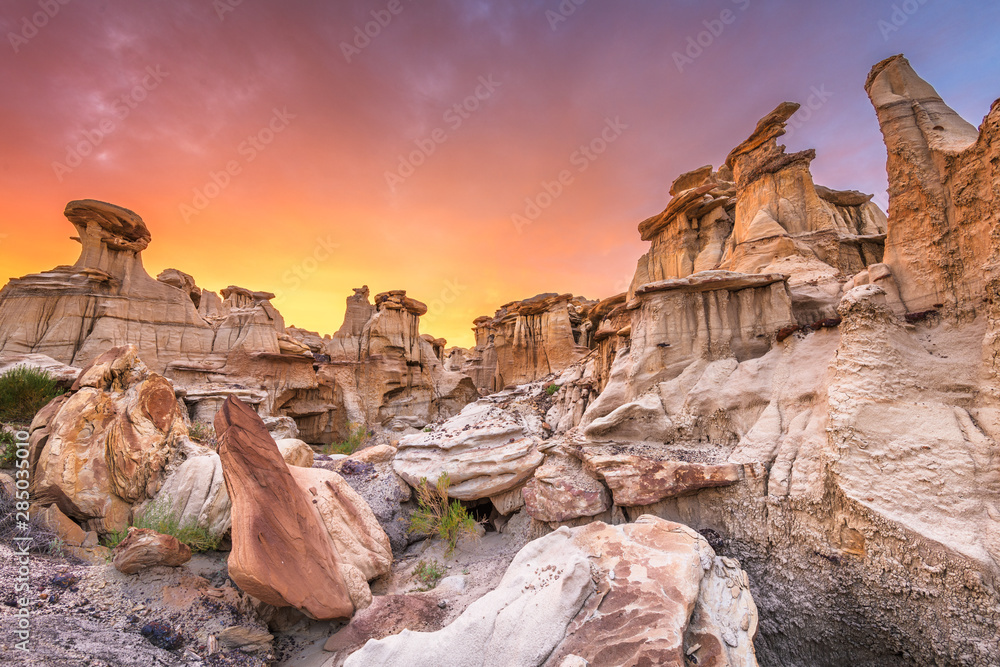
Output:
[
  {"xmin": 462, "ymin": 293, "xmax": 595, "ymax": 394},
  {"xmin": 0, "ymin": 202, "xmax": 478, "ymax": 443},
  {"xmin": 397, "ymin": 55, "xmax": 1000, "ymax": 666}
]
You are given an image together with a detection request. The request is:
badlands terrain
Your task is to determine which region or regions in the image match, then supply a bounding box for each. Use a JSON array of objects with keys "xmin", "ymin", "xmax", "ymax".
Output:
[{"xmin": 0, "ymin": 54, "xmax": 998, "ymax": 666}]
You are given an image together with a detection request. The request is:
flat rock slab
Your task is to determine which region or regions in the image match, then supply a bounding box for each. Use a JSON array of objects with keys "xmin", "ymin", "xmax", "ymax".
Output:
[{"xmin": 573, "ymin": 447, "xmax": 742, "ymax": 507}]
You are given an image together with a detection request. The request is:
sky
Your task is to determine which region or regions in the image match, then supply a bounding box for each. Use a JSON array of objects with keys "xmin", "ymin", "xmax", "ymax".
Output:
[{"xmin": 0, "ymin": 0, "xmax": 998, "ymax": 348}]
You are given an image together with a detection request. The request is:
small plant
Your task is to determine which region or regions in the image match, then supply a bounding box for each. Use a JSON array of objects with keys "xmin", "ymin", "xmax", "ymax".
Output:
[
  {"xmin": 413, "ymin": 558, "xmax": 445, "ymax": 591},
  {"xmin": 422, "ymin": 426, "xmax": 433, "ymax": 433},
  {"xmin": 0, "ymin": 430, "xmax": 16, "ymax": 467},
  {"xmin": 47, "ymin": 537, "xmax": 66, "ymax": 558},
  {"xmin": 0, "ymin": 366, "xmax": 63, "ymax": 423},
  {"xmin": 129, "ymin": 495, "xmax": 220, "ymax": 553},
  {"xmin": 324, "ymin": 422, "xmax": 368, "ymax": 456},
  {"xmin": 101, "ymin": 527, "xmax": 129, "ymax": 550},
  {"xmin": 408, "ymin": 473, "xmax": 480, "ymax": 555},
  {"xmin": 545, "ymin": 383, "xmax": 561, "ymax": 396},
  {"xmin": 187, "ymin": 421, "xmax": 216, "ymax": 446}
]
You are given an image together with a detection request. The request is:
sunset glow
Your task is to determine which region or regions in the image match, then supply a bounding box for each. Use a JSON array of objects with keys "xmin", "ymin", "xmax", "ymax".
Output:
[{"xmin": 1, "ymin": 0, "xmax": 998, "ymax": 347}]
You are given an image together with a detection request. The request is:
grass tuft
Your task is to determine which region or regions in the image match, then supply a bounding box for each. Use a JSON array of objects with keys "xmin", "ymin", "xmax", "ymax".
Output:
[
  {"xmin": 102, "ymin": 494, "xmax": 220, "ymax": 552},
  {"xmin": 0, "ymin": 366, "xmax": 63, "ymax": 424},
  {"xmin": 408, "ymin": 472, "xmax": 480, "ymax": 555},
  {"xmin": 413, "ymin": 558, "xmax": 445, "ymax": 591},
  {"xmin": 324, "ymin": 422, "xmax": 369, "ymax": 456}
]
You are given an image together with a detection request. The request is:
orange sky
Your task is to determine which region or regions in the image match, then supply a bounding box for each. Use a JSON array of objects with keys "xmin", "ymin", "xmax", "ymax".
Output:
[{"xmin": 1, "ymin": 1, "xmax": 998, "ymax": 347}]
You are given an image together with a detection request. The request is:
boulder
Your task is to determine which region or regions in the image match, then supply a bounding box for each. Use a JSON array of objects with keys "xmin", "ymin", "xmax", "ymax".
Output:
[
  {"xmin": 394, "ymin": 391, "xmax": 546, "ymax": 501},
  {"xmin": 216, "ymin": 396, "xmax": 355, "ymax": 620},
  {"xmin": 343, "ymin": 516, "xmax": 758, "ymax": 666},
  {"xmin": 522, "ymin": 450, "xmax": 610, "ymax": 523},
  {"xmin": 332, "ymin": 458, "xmax": 415, "ymax": 554},
  {"xmin": 323, "ymin": 594, "xmax": 449, "ymax": 664},
  {"xmin": 111, "ymin": 526, "xmax": 192, "ymax": 574},
  {"xmin": 276, "ymin": 438, "xmax": 314, "ymax": 467},
  {"xmin": 36, "ymin": 503, "xmax": 88, "ymax": 547},
  {"xmin": 288, "ymin": 465, "xmax": 393, "ymax": 583},
  {"xmin": 28, "ymin": 345, "xmax": 186, "ymax": 533},
  {"xmin": 151, "ymin": 453, "xmax": 232, "ymax": 540}
]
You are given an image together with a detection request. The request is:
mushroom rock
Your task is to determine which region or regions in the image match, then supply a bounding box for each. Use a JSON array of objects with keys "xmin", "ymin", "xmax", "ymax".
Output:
[
  {"xmin": 0, "ymin": 199, "xmax": 316, "ymax": 420},
  {"xmin": 317, "ymin": 287, "xmax": 477, "ymax": 436}
]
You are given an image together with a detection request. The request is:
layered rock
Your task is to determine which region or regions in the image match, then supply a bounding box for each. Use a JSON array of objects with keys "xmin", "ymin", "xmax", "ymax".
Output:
[
  {"xmin": 311, "ymin": 287, "xmax": 477, "ymax": 439},
  {"xmin": 343, "ymin": 516, "xmax": 758, "ymax": 667},
  {"xmin": 534, "ymin": 57, "xmax": 1000, "ymax": 666},
  {"xmin": 393, "ymin": 385, "xmax": 548, "ymax": 501},
  {"xmin": 28, "ymin": 345, "xmax": 187, "ymax": 533},
  {"xmin": 632, "ymin": 106, "xmax": 887, "ymax": 324},
  {"xmin": 216, "ymin": 396, "xmax": 357, "ymax": 619},
  {"xmin": 865, "ymin": 54, "xmax": 991, "ymax": 315},
  {"xmin": 0, "ymin": 199, "xmax": 316, "ymax": 422},
  {"xmin": 111, "ymin": 527, "xmax": 192, "ymax": 574},
  {"xmin": 0, "ymin": 202, "xmax": 478, "ymax": 445},
  {"xmin": 463, "ymin": 293, "xmax": 594, "ymax": 393},
  {"xmin": 0, "ymin": 353, "xmax": 80, "ymax": 386}
]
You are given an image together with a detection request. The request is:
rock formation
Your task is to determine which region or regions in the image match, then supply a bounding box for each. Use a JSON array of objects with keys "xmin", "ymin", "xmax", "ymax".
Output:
[
  {"xmin": 865, "ymin": 54, "xmax": 991, "ymax": 315},
  {"xmin": 632, "ymin": 106, "xmax": 887, "ymax": 323},
  {"xmin": 215, "ymin": 396, "xmax": 392, "ymax": 620},
  {"xmin": 462, "ymin": 293, "xmax": 595, "ymax": 393},
  {"xmin": 299, "ymin": 286, "xmax": 477, "ymax": 440},
  {"xmin": 0, "ymin": 201, "xmax": 479, "ymax": 445},
  {"xmin": 0, "ymin": 199, "xmax": 316, "ymax": 419},
  {"xmin": 520, "ymin": 56, "xmax": 998, "ymax": 666},
  {"xmin": 28, "ymin": 345, "xmax": 187, "ymax": 533},
  {"xmin": 111, "ymin": 527, "xmax": 192, "ymax": 574},
  {"xmin": 343, "ymin": 516, "xmax": 758, "ymax": 666},
  {"xmin": 382, "ymin": 54, "xmax": 1000, "ymax": 665},
  {"xmin": 216, "ymin": 396, "xmax": 357, "ymax": 620},
  {"xmin": 393, "ymin": 385, "xmax": 548, "ymax": 503}
]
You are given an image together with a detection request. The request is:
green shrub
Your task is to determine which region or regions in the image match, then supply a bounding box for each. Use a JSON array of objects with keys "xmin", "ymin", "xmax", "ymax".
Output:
[
  {"xmin": 0, "ymin": 430, "xmax": 16, "ymax": 467},
  {"xmin": 188, "ymin": 421, "xmax": 216, "ymax": 447},
  {"xmin": 325, "ymin": 422, "xmax": 369, "ymax": 456},
  {"xmin": 101, "ymin": 527, "xmax": 129, "ymax": 550},
  {"xmin": 0, "ymin": 366, "xmax": 63, "ymax": 423},
  {"xmin": 109, "ymin": 495, "xmax": 221, "ymax": 553},
  {"xmin": 413, "ymin": 558, "xmax": 445, "ymax": 591},
  {"xmin": 545, "ymin": 383, "xmax": 561, "ymax": 396},
  {"xmin": 408, "ymin": 473, "xmax": 480, "ymax": 555}
]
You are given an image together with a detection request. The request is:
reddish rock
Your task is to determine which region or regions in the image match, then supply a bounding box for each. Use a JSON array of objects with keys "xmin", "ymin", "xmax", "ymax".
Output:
[
  {"xmin": 323, "ymin": 594, "xmax": 448, "ymax": 661},
  {"xmin": 579, "ymin": 452, "xmax": 742, "ymax": 507},
  {"xmin": 522, "ymin": 452, "xmax": 610, "ymax": 523},
  {"xmin": 112, "ymin": 527, "xmax": 191, "ymax": 574},
  {"xmin": 216, "ymin": 396, "xmax": 355, "ymax": 620}
]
